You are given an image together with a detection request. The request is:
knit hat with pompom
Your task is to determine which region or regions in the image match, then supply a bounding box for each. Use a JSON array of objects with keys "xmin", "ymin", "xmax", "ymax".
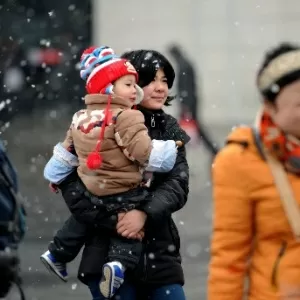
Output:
[{"xmin": 79, "ymin": 46, "xmax": 144, "ymax": 170}]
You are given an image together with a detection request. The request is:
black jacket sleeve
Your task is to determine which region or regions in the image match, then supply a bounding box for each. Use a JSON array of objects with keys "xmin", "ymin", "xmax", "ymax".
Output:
[
  {"xmin": 140, "ymin": 145, "xmax": 189, "ymax": 222},
  {"xmin": 58, "ymin": 172, "xmax": 116, "ymax": 229}
]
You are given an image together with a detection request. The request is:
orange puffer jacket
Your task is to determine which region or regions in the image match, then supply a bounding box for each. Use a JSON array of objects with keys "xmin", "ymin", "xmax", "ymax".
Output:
[{"xmin": 208, "ymin": 126, "xmax": 300, "ymax": 300}]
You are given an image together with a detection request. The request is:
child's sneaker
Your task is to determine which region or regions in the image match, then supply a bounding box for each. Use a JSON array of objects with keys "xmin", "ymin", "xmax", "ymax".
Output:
[
  {"xmin": 100, "ymin": 262, "xmax": 125, "ymax": 298},
  {"xmin": 40, "ymin": 250, "xmax": 68, "ymax": 282}
]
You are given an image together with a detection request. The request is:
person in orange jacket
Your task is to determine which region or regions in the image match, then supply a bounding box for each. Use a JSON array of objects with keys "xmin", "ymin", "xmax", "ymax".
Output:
[{"xmin": 208, "ymin": 42, "xmax": 300, "ymax": 300}]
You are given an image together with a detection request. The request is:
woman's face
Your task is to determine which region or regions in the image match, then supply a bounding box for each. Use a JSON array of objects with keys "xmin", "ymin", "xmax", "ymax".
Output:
[
  {"xmin": 266, "ymin": 80, "xmax": 300, "ymax": 138},
  {"xmin": 140, "ymin": 68, "xmax": 169, "ymax": 110}
]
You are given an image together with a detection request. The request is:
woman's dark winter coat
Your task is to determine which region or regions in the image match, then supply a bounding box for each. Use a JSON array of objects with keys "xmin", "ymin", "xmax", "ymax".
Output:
[{"xmin": 59, "ymin": 106, "xmax": 190, "ymax": 287}]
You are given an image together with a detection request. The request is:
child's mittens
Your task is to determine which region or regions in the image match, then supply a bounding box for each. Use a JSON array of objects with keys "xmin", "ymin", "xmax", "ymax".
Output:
[{"xmin": 146, "ymin": 140, "xmax": 177, "ymax": 172}]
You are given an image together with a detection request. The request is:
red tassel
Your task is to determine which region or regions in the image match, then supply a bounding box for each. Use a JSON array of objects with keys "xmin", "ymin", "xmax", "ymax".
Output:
[
  {"xmin": 86, "ymin": 152, "xmax": 102, "ymax": 170},
  {"xmin": 86, "ymin": 95, "xmax": 112, "ymax": 170}
]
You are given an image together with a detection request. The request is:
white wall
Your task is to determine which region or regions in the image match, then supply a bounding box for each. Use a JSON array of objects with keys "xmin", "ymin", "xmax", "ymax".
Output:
[{"xmin": 93, "ymin": 0, "xmax": 300, "ymax": 125}]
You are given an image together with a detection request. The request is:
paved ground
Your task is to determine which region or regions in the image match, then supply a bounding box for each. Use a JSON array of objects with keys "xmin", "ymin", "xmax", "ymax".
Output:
[{"xmin": 1, "ymin": 106, "xmax": 235, "ymax": 300}]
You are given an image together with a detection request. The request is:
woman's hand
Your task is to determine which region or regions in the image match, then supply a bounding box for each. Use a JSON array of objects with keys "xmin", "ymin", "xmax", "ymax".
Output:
[
  {"xmin": 134, "ymin": 229, "xmax": 145, "ymax": 241},
  {"xmin": 117, "ymin": 210, "xmax": 147, "ymax": 239}
]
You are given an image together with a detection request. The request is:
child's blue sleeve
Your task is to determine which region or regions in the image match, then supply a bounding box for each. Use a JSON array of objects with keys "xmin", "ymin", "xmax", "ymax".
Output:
[
  {"xmin": 146, "ymin": 140, "xmax": 177, "ymax": 173},
  {"xmin": 44, "ymin": 143, "xmax": 79, "ymax": 184}
]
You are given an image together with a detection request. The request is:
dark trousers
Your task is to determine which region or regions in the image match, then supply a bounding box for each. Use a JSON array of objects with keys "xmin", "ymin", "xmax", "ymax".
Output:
[{"xmin": 48, "ymin": 215, "xmax": 142, "ymax": 269}]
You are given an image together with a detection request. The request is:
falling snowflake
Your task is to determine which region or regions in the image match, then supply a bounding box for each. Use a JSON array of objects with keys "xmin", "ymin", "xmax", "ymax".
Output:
[
  {"xmin": 71, "ymin": 283, "xmax": 77, "ymax": 290},
  {"xmin": 49, "ymin": 110, "xmax": 57, "ymax": 119},
  {"xmin": 68, "ymin": 4, "xmax": 76, "ymax": 11},
  {"xmin": 144, "ymin": 52, "xmax": 153, "ymax": 60},
  {"xmin": 168, "ymin": 244, "xmax": 176, "ymax": 252},
  {"xmin": 148, "ymin": 253, "xmax": 155, "ymax": 259},
  {"xmin": 186, "ymin": 243, "xmax": 202, "ymax": 258},
  {"xmin": 0, "ymin": 101, "xmax": 5, "ymax": 111}
]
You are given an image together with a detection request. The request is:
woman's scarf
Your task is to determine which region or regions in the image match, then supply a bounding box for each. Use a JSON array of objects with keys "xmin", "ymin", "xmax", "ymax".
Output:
[{"xmin": 257, "ymin": 108, "xmax": 300, "ymax": 173}]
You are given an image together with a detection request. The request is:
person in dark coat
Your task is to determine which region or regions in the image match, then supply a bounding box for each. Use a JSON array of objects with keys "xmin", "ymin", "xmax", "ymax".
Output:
[
  {"xmin": 41, "ymin": 49, "xmax": 190, "ymax": 300},
  {"xmin": 0, "ymin": 138, "xmax": 26, "ymax": 299},
  {"xmin": 168, "ymin": 44, "xmax": 219, "ymax": 155}
]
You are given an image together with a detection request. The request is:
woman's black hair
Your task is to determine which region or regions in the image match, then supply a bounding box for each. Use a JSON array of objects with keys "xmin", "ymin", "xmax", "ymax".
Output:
[{"xmin": 121, "ymin": 49, "xmax": 176, "ymax": 106}]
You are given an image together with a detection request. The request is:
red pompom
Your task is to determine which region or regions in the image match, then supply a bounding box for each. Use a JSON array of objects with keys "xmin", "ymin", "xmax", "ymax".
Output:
[{"xmin": 86, "ymin": 152, "xmax": 102, "ymax": 170}]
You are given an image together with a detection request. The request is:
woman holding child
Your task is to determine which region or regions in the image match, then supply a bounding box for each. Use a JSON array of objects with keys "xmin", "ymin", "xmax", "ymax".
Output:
[{"xmin": 41, "ymin": 47, "xmax": 190, "ymax": 300}]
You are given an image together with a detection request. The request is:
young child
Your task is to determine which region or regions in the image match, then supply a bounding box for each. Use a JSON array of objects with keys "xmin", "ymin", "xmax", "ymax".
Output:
[{"xmin": 40, "ymin": 46, "xmax": 181, "ymax": 298}]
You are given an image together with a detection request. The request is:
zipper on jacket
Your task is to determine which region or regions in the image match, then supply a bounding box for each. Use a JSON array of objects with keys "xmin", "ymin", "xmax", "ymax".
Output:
[
  {"xmin": 271, "ymin": 241, "xmax": 287, "ymax": 290},
  {"xmin": 151, "ymin": 116, "xmax": 155, "ymax": 127},
  {"xmin": 142, "ymin": 241, "xmax": 148, "ymax": 281}
]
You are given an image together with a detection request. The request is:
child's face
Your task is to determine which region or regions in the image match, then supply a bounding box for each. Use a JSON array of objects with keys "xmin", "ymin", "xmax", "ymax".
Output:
[{"xmin": 113, "ymin": 75, "xmax": 137, "ymax": 103}]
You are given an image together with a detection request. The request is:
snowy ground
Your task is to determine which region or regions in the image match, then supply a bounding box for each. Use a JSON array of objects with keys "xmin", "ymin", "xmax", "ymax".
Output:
[{"xmin": 2, "ymin": 106, "xmax": 235, "ymax": 300}]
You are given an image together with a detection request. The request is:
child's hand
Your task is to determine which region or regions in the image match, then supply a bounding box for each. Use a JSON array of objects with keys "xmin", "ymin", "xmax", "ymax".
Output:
[
  {"xmin": 49, "ymin": 183, "xmax": 59, "ymax": 194},
  {"xmin": 175, "ymin": 141, "xmax": 183, "ymax": 148}
]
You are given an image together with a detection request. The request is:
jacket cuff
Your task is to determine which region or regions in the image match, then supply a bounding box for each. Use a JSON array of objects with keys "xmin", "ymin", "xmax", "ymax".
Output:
[
  {"xmin": 53, "ymin": 143, "xmax": 79, "ymax": 167},
  {"xmin": 44, "ymin": 156, "xmax": 76, "ymax": 184}
]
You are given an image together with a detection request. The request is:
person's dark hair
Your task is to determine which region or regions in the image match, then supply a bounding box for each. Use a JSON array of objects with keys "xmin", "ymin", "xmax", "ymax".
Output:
[
  {"xmin": 121, "ymin": 49, "xmax": 176, "ymax": 106},
  {"xmin": 258, "ymin": 42, "xmax": 299, "ymax": 78},
  {"xmin": 168, "ymin": 44, "xmax": 182, "ymax": 59}
]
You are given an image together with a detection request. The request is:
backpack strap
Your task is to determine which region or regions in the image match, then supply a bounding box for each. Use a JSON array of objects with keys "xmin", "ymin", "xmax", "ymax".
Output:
[
  {"xmin": 253, "ymin": 113, "xmax": 300, "ymax": 240},
  {"xmin": 263, "ymin": 146, "xmax": 300, "ymax": 239}
]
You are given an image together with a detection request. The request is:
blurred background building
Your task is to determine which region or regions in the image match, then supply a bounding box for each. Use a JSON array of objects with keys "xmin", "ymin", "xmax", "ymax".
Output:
[{"xmin": 1, "ymin": 0, "xmax": 300, "ymax": 299}]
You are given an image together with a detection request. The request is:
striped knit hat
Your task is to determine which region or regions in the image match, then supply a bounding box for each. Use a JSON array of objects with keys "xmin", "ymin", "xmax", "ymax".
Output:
[{"xmin": 80, "ymin": 46, "xmax": 139, "ymax": 95}]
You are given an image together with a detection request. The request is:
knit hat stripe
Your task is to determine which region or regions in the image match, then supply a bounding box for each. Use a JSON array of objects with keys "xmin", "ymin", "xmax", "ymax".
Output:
[
  {"xmin": 93, "ymin": 47, "xmax": 114, "ymax": 58},
  {"xmin": 81, "ymin": 54, "xmax": 119, "ymax": 81},
  {"xmin": 83, "ymin": 56, "xmax": 96, "ymax": 68},
  {"xmin": 83, "ymin": 52, "xmax": 117, "ymax": 68},
  {"xmin": 86, "ymin": 58, "xmax": 123, "ymax": 84}
]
